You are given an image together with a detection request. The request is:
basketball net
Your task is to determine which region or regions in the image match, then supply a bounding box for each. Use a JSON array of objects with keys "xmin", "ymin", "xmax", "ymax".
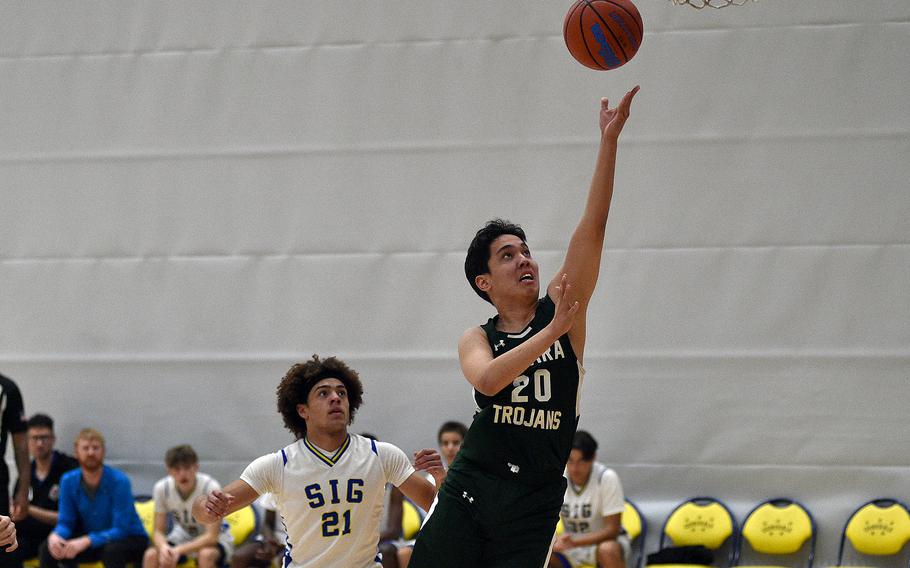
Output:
[{"xmin": 670, "ymin": 0, "xmax": 754, "ymax": 8}]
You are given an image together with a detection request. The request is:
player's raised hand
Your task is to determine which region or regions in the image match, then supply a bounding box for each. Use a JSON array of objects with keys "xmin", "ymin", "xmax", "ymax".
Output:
[
  {"xmin": 551, "ymin": 273, "xmax": 580, "ymax": 336},
  {"xmin": 600, "ymin": 85, "xmax": 640, "ymax": 141}
]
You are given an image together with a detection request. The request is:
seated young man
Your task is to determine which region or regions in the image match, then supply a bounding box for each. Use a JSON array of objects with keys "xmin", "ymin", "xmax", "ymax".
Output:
[
  {"xmin": 143, "ymin": 445, "xmax": 233, "ymax": 568},
  {"xmin": 550, "ymin": 431, "xmax": 628, "ymax": 568}
]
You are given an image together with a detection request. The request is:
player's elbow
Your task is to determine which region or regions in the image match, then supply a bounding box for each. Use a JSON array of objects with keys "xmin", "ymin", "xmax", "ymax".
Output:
[{"xmin": 472, "ymin": 378, "xmax": 501, "ymax": 397}]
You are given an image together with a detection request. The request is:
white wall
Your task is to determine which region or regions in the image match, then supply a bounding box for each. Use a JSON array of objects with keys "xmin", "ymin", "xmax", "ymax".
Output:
[{"xmin": 2, "ymin": 2, "xmax": 908, "ymax": 563}]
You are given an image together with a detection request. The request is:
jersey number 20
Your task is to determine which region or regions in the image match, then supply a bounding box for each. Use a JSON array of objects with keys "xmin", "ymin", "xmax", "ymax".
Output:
[{"xmin": 512, "ymin": 369, "xmax": 552, "ymax": 403}]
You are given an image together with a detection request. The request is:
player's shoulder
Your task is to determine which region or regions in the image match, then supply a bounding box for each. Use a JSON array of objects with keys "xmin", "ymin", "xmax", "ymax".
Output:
[
  {"xmin": 267, "ymin": 441, "xmax": 299, "ymax": 465},
  {"xmin": 595, "ymin": 462, "xmax": 619, "ymax": 484},
  {"xmin": 195, "ymin": 471, "xmax": 220, "ymax": 491},
  {"xmin": 195, "ymin": 471, "xmax": 215, "ymax": 484},
  {"xmin": 460, "ymin": 325, "xmax": 488, "ymax": 344},
  {"xmin": 0, "ymin": 373, "xmax": 19, "ymax": 390},
  {"xmin": 349, "ymin": 433, "xmax": 398, "ymax": 455},
  {"xmin": 152, "ymin": 475, "xmax": 171, "ymax": 492}
]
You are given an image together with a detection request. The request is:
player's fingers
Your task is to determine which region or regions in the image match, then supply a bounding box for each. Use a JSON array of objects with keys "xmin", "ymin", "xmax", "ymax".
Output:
[
  {"xmin": 620, "ymin": 85, "xmax": 640, "ymax": 112},
  {"xmin": 6, "ymin": 539, "xmax": 17, "ymax": 552},
  {"xmin": 558, "ymin": 274, "xmax": 569, "ymax": 300},
  {"xmin": 560, "ymin": 283, "xmax": 573, "ymax": 308}
]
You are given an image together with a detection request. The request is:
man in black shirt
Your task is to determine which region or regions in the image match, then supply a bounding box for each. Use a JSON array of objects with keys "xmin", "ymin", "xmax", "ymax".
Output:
[
  {"xmin": 0, "ymin": 374, "xmax": 29, "ymax": 521},
  {"xmin": 1, "ymin": 414, "xmax": 78, "ymax": 568}
]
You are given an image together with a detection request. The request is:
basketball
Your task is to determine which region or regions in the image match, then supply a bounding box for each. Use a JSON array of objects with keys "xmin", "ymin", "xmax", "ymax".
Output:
[{"xmin": 563, "ymin": 0, "xmax": 644, "ymax": 70}]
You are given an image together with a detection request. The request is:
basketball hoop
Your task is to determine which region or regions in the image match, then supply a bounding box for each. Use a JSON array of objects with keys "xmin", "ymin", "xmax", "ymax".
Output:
[{"xmin": 670, "ymin": 0, "xmax": 754, "ymax": 8}]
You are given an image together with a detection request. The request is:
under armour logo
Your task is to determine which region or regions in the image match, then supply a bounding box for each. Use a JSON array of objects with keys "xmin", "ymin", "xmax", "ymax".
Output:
[
  {"xmin": 507, "ymin": 462, "xmax": 520, "ymax": 474},
  {"xmin": 462, "ymin": 491, "xmax": 474, "ymax": 503},
  {"xmin": 494, "ymin": 340, "xmax": 505, "ymax": 351}
]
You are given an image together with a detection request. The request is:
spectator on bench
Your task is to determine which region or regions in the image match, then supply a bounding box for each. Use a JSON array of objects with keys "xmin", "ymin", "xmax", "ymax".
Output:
[
  {"xmin": 3, "ymin": 414, "xmax": 78, "ymax": 568},
  {"xmin": 143, "ymin": 445, "xmax": 234, "ymax": 568},
  {"xmin": 40, "ymin": 429, "xmax": 147, "ymax": 568}
]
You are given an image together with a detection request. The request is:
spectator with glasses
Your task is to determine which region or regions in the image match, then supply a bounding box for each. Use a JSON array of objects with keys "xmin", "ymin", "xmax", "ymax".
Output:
[{"xmin": 2, "ymin": 414, "xmax": 77, "ymax": 568}]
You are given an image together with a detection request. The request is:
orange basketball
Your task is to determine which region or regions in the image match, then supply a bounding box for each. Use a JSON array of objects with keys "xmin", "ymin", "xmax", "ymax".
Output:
[{"xmin": 563, "ymin": 0, "xmax": 644, "ymax": 70}]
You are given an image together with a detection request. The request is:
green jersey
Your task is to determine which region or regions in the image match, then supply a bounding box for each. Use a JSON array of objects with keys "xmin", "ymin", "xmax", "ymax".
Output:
[{"xmin": 455, "ymin": 295, "xmax": 583, "ymax": 484}]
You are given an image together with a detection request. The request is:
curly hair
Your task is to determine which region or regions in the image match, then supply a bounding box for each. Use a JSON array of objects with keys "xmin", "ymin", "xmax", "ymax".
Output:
[
  {"xmin": 276, "ymin": 354, "xmax": 364, "ymax": 439},
  {"xmin": 464, "ymin": 219, "xmax": 527, "ymax": 304}
]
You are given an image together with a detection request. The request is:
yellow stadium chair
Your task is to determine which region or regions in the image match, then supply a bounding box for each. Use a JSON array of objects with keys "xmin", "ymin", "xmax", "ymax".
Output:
[
  {"xmin": 625, "ymin": 499, "xmax": 648, "ymax": 568},
  {"xmin": 652, "ymin": 496, "xmax": 738, "ymax": 568},
  {"xmin": 225, "ymin": 504, "xmax": 258, "ymax": 547},
  {"xmin": 401, "ymin": 498, "xmax": 424, "ymax": 541},
  {"xmin": 737, "ymin": 498, "xmax": 816, "ymax": 568},
  {"xmin": 135, "ymin": 498, "xmax": 157, "ymax": 538},
  {"xmin": 835, "ymin": 498, "xmax": 910, "ymax": 568}
]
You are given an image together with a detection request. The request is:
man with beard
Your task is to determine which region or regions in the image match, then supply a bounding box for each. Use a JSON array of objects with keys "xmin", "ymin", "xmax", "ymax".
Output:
[{"xmin": 39, "ymin": 429, "xmax": 148, "ymax": 568}]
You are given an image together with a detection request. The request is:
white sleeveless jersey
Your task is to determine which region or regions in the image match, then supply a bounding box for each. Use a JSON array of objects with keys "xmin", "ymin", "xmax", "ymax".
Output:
[
  {"xmin": 153, "ymin": 472, "xmax": 234, "ymax": 550},
  {"xmin": 560, "ymin": 462, "xmax": 625, "ymax": 535},
  {"xmin": 241, "ymin": 434, "xmax": 414, "ymax": 568}
]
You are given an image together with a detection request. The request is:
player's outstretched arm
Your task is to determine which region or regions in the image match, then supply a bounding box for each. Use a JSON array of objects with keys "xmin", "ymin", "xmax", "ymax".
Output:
[
  {"xmin": 398, "ymin": 472, "xmax": 438, "ymax": 513},
  {"xmin": 192, "ymin": 480, "xmax": 258, "ymax": 524},
  {"xmin": 548, "ymin": 86, "xmax": 639, "ymax": 357},
  {"xmin": 460, "ymin": 277, "xmax": 580, "ymax": 396}
]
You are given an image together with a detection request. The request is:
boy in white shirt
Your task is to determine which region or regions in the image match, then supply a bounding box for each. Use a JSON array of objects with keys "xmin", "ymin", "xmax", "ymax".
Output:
[
  {"xmin": 193, "ymin": 355, "xmax": 444, "ymax": 568},
  {"xmin": 144, "ymin": 445, "xmax": 233, "ymax": 568},
  {"xmin": 551, "ymin": 431, "xmax": 628, "ymax": 568}
]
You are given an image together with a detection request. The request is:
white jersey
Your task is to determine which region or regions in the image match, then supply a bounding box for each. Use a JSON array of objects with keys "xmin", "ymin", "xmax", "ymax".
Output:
[
  {"xmin": 561, "ymin": 462, "xmax": 625, "ymax": 536},
  {"xmin": 153, "ymin": 472, "xmax": 234, "ymax": 553},
  {"xmin": 241, "ymin": 434, "xmax": 415, "ymax": 568}
]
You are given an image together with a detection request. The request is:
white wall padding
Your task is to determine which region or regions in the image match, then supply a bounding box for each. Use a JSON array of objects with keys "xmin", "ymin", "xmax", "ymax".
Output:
[{"xmin": 2, "ymin": 2, "xmax": 908, "ymax": 563}]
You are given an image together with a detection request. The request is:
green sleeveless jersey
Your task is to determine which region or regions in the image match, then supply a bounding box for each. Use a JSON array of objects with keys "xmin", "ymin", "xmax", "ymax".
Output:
[{"xmin": 454, "ymin": 295, "xmax": 583, "ymax": 484}]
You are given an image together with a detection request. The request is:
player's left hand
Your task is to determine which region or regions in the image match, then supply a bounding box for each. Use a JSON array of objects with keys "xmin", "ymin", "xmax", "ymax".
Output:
[
  {"xmin": 600, "ymin": 85, "xmax": 640, "ymax": 141},
  {"xmin": 413, "ymin": 448, "xmax": 447, "ymax": 485},
  {"xmin": 413, "ymin": 448, "xmax": 443, "ymax": 472}
]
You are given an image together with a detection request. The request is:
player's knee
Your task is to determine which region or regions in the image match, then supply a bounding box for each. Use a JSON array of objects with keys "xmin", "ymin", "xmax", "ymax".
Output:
[{"xmin": 598, "ymin": 540, "xmax": 625, "ymax": 568}]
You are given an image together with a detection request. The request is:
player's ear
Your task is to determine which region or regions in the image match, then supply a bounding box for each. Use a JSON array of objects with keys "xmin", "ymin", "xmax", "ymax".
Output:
[
  {"xmin": 475, "ymin": 274, "xmax": 492, "ymax": 293},
  {"xmin": 296, "ymin": 403, "xmax": 308, "ymax": 421}
]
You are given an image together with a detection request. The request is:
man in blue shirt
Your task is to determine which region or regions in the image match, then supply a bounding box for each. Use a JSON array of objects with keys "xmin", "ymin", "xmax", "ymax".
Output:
[{"xmin": 38, "ymin": 429, "xmax": 147, "ymax": 568}]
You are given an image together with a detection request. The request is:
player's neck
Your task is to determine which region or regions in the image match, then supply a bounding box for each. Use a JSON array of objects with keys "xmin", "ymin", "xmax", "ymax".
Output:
[
  {"xmin": 495, "ymin": 297, "xmax": 538, "ymax": 333},
  {"xmin": 305, "ymin": 430, "xmax": 348, "ymax": 453}
]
